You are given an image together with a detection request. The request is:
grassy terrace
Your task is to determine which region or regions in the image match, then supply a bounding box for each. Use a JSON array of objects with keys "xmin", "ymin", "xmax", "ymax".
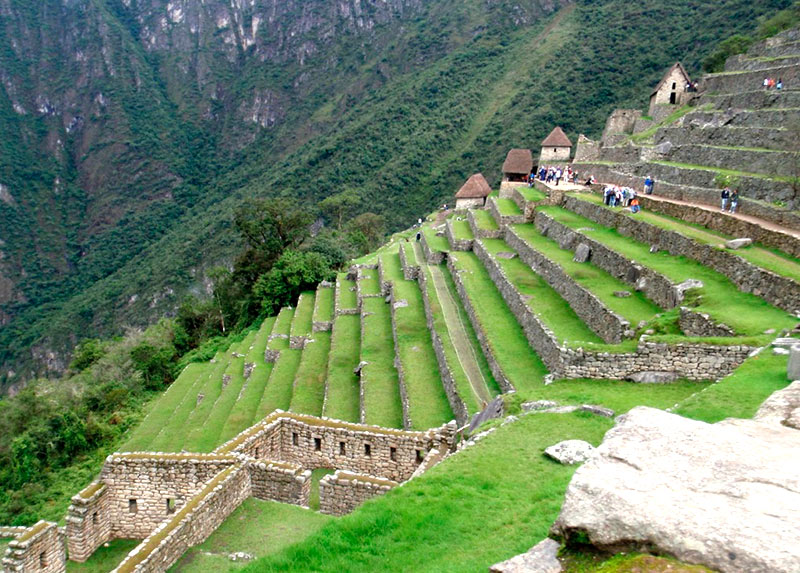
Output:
[
  {"xmin": 289, "ymin": 332, "xmax": 332, "ymax": 417},
  {"xmin": 256, "ymin": 349, "xmax": 303, "ymax": 420},
  {"xmin": 268, "ymin": 307, "xmax": 295, "ymax": 348},
  {"xmin": 510, "ymin": 224, "xmax": 662, "ymax": 326},
  {"xmin": 313, "ymin": 286, "xmax": 335, "ymax": 324},
  {"xmin": 358, "ymin": 267, "xmax": 382, "ymax": 297},
  {"xmin": 218, "ymin": 317, "xmax": 277, "ymax": 442},
  {"xmin": 472, "ymin": 208, "xmax": 500, "ymax": 230},
  {"xmin": 422, "ymin": 224, "xmax": 450, "ymax": 253},
  {"xmin": 481, "ymin": 239, "xmax": 608, "ymax": 347},
  {"xmin": 424, "ymin": 263, "xmax": 499, "ymax": 413},
  {"xmin": 649, "ymin": 160, "xmax": 793, "ymax": 182},
  {"xmin": 401, "ymin": 241, "xmax": 418, "ymax": 266},
  {"xmin": 291, "ymin": 292, "xmax": 316, "ymax": 338},
  {"xmin": 540, "ymin": 206, "xmax": 797, "ymax": 338},
  {"xmin": 448, "ymin": 250, "xmax": 548, "ymax": 392},
  {"xmin": 575, "ymin": 193, "xmax": 800, "ymax": 284},
  {"xmin": 496, "ymin": 197, "xmax": 522, "ymax": 216},
  {"xmin": 67, "ymin": 539, "xmax": 140, "ymax": 572},
  {"xmin": 382, "ymin": 253, "xmax": 453, "ymax": 429},
  {"xmin": 450, "ymin": 217, "xmax": 474, "ymax": 240},
  {"xmin": 323, "ymin": 314, "xmax": 361, "ymax": 422},
  {"xmin": 336, "ymin": 273, "xmax": 358, "ymax": 311},
  {"xmin": 360, "ymin": 297, "xmax": 403, "ymax": 428},
  {"xmin": 519, "ymin": 186, "xmax": 546, "ymax": 202}
]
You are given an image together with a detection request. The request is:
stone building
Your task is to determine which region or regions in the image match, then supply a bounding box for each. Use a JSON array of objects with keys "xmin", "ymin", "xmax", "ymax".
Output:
[
  {"xmin": 502, "ymin": 149, "xmax": 533, "ymax": 182},
  {"xmin": 455, "ymin": 173, "xmax": 492, "ymax": 209},
  {"xmin": 648, "ymin": 62, "xmax": 692, "ymax": 117},
  {"xmin": 538, "ymin": 127, "xmax": 572, "ymax": 164}
]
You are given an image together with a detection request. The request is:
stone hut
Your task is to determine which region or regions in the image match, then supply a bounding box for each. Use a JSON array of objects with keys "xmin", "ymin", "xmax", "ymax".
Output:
[
  {"xmin": 648, "ymin": 62, "xmax": 692, "ymax": 117},
  {"xmin": 455, "ymin": 173, "xmax": 492, "ymax": 209},
  {"xmin": 539, "ymin": 126, "xmax": 572, "ymax": 164},
  {"xmin": 502, "ymin": 149, "xmax": 533, "ymax": 182}
]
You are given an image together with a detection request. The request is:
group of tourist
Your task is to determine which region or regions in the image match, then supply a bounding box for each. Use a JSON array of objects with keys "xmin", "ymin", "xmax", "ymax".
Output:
[
  {"xmin": 720, "ymin": 187, "xmax": 739, "ymax": 213},
  {"xmin": 602, "ymin": 185, "xmax": 641, "ymax": 213},
  {"xmin": 530, "ymin": 165, "xmax": 577, "ymax": 187},
  {"xmin": 763, "ymin": 77, "xmax": 783, "ymax": 90}
]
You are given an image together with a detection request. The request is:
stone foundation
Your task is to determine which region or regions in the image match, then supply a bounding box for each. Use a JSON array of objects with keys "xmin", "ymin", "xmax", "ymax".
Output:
[
  {"xmin": 445, "ymin": 219, "xmax": 473, "ymax": 251},
  {"xmin": 319, "ymin": 471, "xmax": 398, "ymax": 516},
  {"xmin": 467, "ymin": 209, "xmax": 503, "ymax": 240}
]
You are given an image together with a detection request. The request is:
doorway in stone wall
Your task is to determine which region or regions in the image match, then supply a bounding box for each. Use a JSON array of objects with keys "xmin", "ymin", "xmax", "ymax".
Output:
[{"xmin": 310, "ymin": 468, "xmax": 335, "ymax": 511}]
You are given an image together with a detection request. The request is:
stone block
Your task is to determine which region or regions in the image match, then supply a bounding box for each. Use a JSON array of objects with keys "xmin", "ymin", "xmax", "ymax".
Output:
[
  {"xmin": 573, "ymin": 243, "xmax": 591, "ymax": 263},
  {"xmin": 489, "ymin": 538, "xmax": 562, "ymax": 573},
  {"xmin": 787, "ymin": 344, "xmax": 800, "ymax": 381},
  {"xmin": 544, "ymin": 440, "xmax": 596, "ymax": 465},
  {"xmin": 725, "ymin": 238, "xmax": 753, "ymax": 250}
]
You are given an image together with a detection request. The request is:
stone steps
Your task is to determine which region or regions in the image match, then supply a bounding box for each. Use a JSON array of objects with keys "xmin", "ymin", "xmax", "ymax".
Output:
[
  {"xmin": 744, "ymin": 30, "xmax": 800, "ymax": 59},
  {"xmin": 699, "ymin": 88, "xmax": 800, "ymax": 110},
  {"xmin": 686, "ymin": 107, "xmax": 800, "ymax": 128},
  {"xmin": 724, "ymin": 53, "xmax": 800, "ymax": 73},
  {"xmin": 701, "ymin": 63, "xmax": 800, "ymax": 95},
  {"xmin": 653, "ymin": 125, "xmax": 796, "ymax": 152},
  {"xmin": 665, "ymin": 144, "xmax": 796, "ymax": 178}
]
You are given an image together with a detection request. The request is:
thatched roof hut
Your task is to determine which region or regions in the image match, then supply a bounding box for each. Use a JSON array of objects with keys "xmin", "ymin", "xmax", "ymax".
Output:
[
  {"xmin": 455, "ymin": 173, "xmax": 492, "ymax": 208},
  {"xmin": 502, "ymin": 149, "xmax": 533, "ymax": 180},
  {"xmin": 541, "ymin": 127, "xmax": 572, "ymax": 148}
]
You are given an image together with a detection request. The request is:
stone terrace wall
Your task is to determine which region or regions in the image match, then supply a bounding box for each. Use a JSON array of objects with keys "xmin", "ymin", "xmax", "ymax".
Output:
[
  {"xmin": 387, "ymin": 284, "xmax": 413, "ymax": 430},
  {"xmin": 535, "ymin": 211, "xmax": 679, "ymax": 309},
  {"xmin": 467, "ymin": 209, "xmax": 503, "ymax": 240},
  {"xmin": 334, "ymin": 276, "xmax": 359, "ymax": 317},
  {"xmin": 99, "ymin": 454, "xmax": 238, "ymax": 540},
  {"xmin": 678, "ymin": 307, "xmax": 734, "ymax": 337},
  {"xmin": 248, "ymin": 462, "xmax": 310, "ymax": 506},
  {"xmin": 312, "ymin": 283, "xmax": 334, "ymax": 333},
  {"xmin": 445, "ymin": 219, "xmax": 473, "ymax": 251},
  {"xmin": 398, "ymin": 242, "xmax": 419, "ymax": 281},
  {"xmin": 488, "ymin": 196, "xmax": 526, "ymax": 226},
  {"xmin": 66, "ymin": 483, "xmax": 112, "ymax": 562},
  {"xmin": 421, "ymin": 232, "xmax": 446, "ymax": 265},
  {"xmin": 319, "ymin": 471, "xmax": 398, "ymax": 516},
  {"xmin": 2, "ymin": 521, "xmax": 65, "ymax": 573},
  {"xmin": 503, "ymin": 230, "xmax": 631, "ymax": 344},
  {"xmin": 112, "ymin": 464, "xmax": 250, "ymax": 573},
  {"xmin": 563, "ymin": 195, "xmax": 800, "ymax": 314}
]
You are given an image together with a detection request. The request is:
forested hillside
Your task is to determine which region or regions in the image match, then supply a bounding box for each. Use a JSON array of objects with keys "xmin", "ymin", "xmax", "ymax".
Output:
[{"xmin": 0, "ymin": 0, "xmax": 791, "ymax": 388}]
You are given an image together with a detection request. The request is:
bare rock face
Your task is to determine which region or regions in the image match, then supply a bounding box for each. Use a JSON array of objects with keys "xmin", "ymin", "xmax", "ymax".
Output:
[
  {"xmin": 552, "ymin": 406, "xmax": 800, "ymax": 573},
  {"xmin": 628, "ymin": 371, "xmax": 680, "ymax": 384},
  {"xmin": 489, "ymin": 538, "xmax": 562, "ymax": 573},
  {"xmin": 544, "ymin": 440, "xmax": 595, "ymax": 465},
  {"xmin": 755, "ymin": 380, "xmax": 800, "ymax": 429}
]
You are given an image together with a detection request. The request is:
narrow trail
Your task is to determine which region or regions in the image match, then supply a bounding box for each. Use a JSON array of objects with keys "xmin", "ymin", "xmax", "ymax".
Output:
[{"xmin": 423, "ymin": 253, "xmax": 492, "ymax": 406}]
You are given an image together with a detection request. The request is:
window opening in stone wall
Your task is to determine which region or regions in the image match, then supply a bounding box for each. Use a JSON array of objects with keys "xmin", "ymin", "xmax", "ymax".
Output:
[
  {"xmin": 364, "ymin": 443, "xmax": 371, "ymax": 457},
  {"xmin": 390, "ymin": 447, "xmax": 397, "ymax": 461},
  {"xmin": 314, "ymin": 437, "xmax": 322, "ymax": 451},
  {"xmin": 416, "ymin": 449, "xmax": 424, "ymax": 463},
  {"xmin": 167, "ymin": 498, "xmax": 176, "ymax": 514},
  {"xmin": 292, "ymin": 432, "xmax": 299, "ymax": 446},
  {"xmin": 39, "ymin": 551, "xmax": 47, "ymax": 568},
  {"xmin": 553, "ymin": 148, "xmax": 557, "ymax": 153},
  {"xmin": 339, "ymin": 441, "xmax": 346, "ymax": 455},
  {"xmin": 92, "ymin": 512, "xmax": 98, "ymax": 525},
  {"xmin": 128, "ymin": 499, "xmax": 138, "ymax": 514},
  {"xmin": 669, "ymin": 92, "xmax": 677, "ymax": 104}
]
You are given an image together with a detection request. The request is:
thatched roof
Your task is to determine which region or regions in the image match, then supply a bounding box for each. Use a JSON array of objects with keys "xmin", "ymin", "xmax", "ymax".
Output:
[
  {"xmin": 455, "ymin": 173, "xmax": 492, "ymax": 199},
  {"xmin": 502, "ymin": 149, "xmax": 533, "ymax": 175},
  {"xmin": 541, "ymin": 126, "xmax": 572, "ymax": 148},
  {"xmin": 651, "ymin": 62, "xmax": 691, "ymax": 97}
]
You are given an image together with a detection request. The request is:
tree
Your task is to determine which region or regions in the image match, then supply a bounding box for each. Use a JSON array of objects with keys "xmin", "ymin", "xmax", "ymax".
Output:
[
  {"xmin": 253, "ymin": 250, "xmax": 336, "ymax": 315},
  {"xmin": 350, "ymin": 212, "xmax": 386, "ymax": 251},
  {"xmin": 320, "ymin": 189, "xmax": 361, "ymax": 230}
]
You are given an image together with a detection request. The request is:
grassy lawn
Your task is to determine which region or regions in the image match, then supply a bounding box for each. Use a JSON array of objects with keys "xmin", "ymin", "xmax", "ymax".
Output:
[
  {"xmin": 67, "ymin": 539, "xmax": 140, "ymax": 572},
  {"xmin": 422, "ymin": 224, "xmax": 450, "ymax": 253},
  {"xmin": 481, "ymin": 239, "xmax": 606, "ymax": 346},
  {"xmin": 291, "ymin": 292, "xmax": 316, "ymax": 338},
  {"xmin": 360, "ymin": 297, "xmax": 403, "ymax": 428},
  {"xmin": 244, "ymin": 412, "xmax": 613, "ymax": 573},
  {"xmin": 496, "ymin": 197, "xmax": 522, "ymax": 216},
  {"xmin": 451, "ymin": 218, "xmax": 474, "ymax": 240},
  {"xmin": 472, "ymin": 208, "xmax": 499, "ymax": 231},
  {"xmin": 358, "ymin": 267, "xmax": 382, "ymax": 297},
  {"xmin": 336, "ymin": 273, "xmax": 358, "ymax": 311},
  {"xmin": 510, "ymin": 224, "xmax": 662, "ymax": 325},
  {"xmin": 449, "ymin": 251, "xmax": 549, "ymax": 393},
  {"xmin": 309, "ymin": 469, "xmax": 336, "ymax": 512},
  {"xmin": 674, "ymin": 350, "xmax": 791, "ymax": 423},
  {"xmin": 256, "ymin": 349, "xmax": 303, "ymax": 419},
  {"xmin": 323, "ymin": 314, "xmax": 362, "ymax": 422},
  {"xmin": 313, "ymin": 286, "xmax": 335, "ymax": 324},
  {"xmin": 270, "ymin": 307, "xmax": 295, "ymax": 337},
  {"xmin": 541, "ymin": 206, "xmax": 797, "ymax": 337},
  {"xmin": 520, "ymin": 186, "xmax": 547, "ymax": 202},
  {"xmin": 575, "ymin": 192, "xmax": 800, "ymax": 283},
  {"xmin": 289, "ymin": 332, "xmax": 332, "ymax": 417},
  {"xmin": 172, "ymin": 499, "xmax": 333, "ymax": 573}
]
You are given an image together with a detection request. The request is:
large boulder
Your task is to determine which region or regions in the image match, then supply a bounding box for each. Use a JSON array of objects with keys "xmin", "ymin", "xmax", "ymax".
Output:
[
  {"xmin": 552, "ymin": 406, "xmax": 800, "ymax": 573},
  {"xmin": 489, "ymin": 538, "xmax": 562, "ymax": 573},
  {"xmin": 755, "ymin": 380, "xmax": 800, "ymax": 430}
]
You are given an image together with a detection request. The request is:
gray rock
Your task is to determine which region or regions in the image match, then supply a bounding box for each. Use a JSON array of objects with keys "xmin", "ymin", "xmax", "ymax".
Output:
[
  {"xmin": 764, "ymin": 328, "xmax": 777, "ymax": 334},
  {"xmin": 654, "ymin": 141, "xmax": 673, "ymax": 155},
  {"xmin": 628, "ymin": 371, "xmax": 680, "ymax": 384},
  {"xmin": 725, "ymin": 238, "xmax": 753, "ymax": 250},
  {"xmin": 557, "ymin": 234, "xmax": 575, "ymax": 250},
  {"xmin": 468, "ymin": 396, "xmax": 505, "ymax": 434},
  {"xmin": 353, "ymin": 361, "xmax": 368, "ymax": 375},
  {"xmin": 613, "ymin": 290, "xmax": 631, "ymax": 298},
  {"xmin": 649, "ymin": 244, "xmax": 659, "ymax": 253},
  {"xmin": 788, "ymin": 344, "xmax": 800, "ymax": 381},
  {"xmin": 496, "ymin": 251, "xmax": 518, "ymax": 260},
  {"xmin": 222, "ymin": 374, "xmax": 231, "ymax": 388},
  {"xmin": 774, "ymin": 347, "xmax": 790, "ymax": 355},
  {"xmin": 634, "ymin": 276, "xmax": 648, "ymax": 291},
  {"xmin": 489, "ymin": 538, "xmax": 562, "ymax": 573},
  {"xmin": 522, "ymin": 400, "xmax": 561, "ymax": 412},
  {"xmin": 243, "ymin": 362, "xmax": 255, "ymax": 379},
  {"xmin": 773, "ymin": 337, "xmax": 800, "ymax": 347},
  {"xmin": 673, "ymin": 278, "xmax": 704, "ymax": 305},
  {"xmin": 196, "ymin": 393, "xmax": 204, "ymax": 405},
  {"xmin": 580, "ymin": 404, "xmax": 615, "ymax": 418},
  {"xmin": 393, "ymin": 299, "xmax": 409, "ymax": 309},
  {"xmin": 545, "ymin": 440, "xmax": 596, "ymax": 465},
  {"xmin": 552, "ymin": 406, "xmax": 800, "ymax": 573},
  {"xmin": 573, "ymin": 243, "xmax": 591, "ymax": 263},
  {"xmin": 756, "ymin": 380, "xmax": 800, "ymax": 429},
  {"xmin": 229, "ymin": 552, "xmax": 254, "ymax": 562}
]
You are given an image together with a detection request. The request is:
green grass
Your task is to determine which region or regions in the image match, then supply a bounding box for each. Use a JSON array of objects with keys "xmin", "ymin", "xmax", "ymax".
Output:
[
  {"xmin": 472, "ymin": 209, "xmax": 500, "ymax": 231},
  {"xmin": 270, "ymin": 307, "xmax": 295, "ymax": 337},
  {"xmin": 360, "ymin": 297, "xmax": 403, "ymax": 428},
  {"xmin": 172, "ymin": 499, "xmax": 332, "ymax": 573},
  {"xmin": 541, "ymin": 205, "xmax": 797, "ymax": 336},
  {"xmin": 519, "ymin": 186, "xmax": 547, "ymax": 202},
  {"xmin": 309, "ymin": 468, "xmax": 336, "ymax": 512},
  {"xmin": 256, "ymin": 349, "xmax": 303, "ymax": 419},
  {"xmin": 422, "ymin": 225, "xmax": 450, "ymax": 253},
  {"xmin": 575, "ymin": 192, "xmax": 800, "ymax": 283},
  {"xmin": 244, "ymin": 412, "xmax": 613, "ymax": 573},
  {"xmin": 67, "ymin": 539, "xmax": 140, "ymax": 572},
  {"xmin": 629, "ymin": 104, "xmax": 694, "ymax": 143},
  {"xmin": 649, "ymin": 160, "xmax": 794, "ymax": 183},
  {"xmin": 382, "ymin": 253, "xmax": 453, "ymax": 428},
  {"xmin": 336, "ymin": 274, "xmax": 358, "ymax": 311},
  {"xmin": 313, "ymin": 286, "xmax": 335, "ymax": 324},
  {"xmin": 401, "ymin": 241, "xmax": 418, "ymax": 266},
  {"xmin": 218, "ymin": 317, "xmax": 278, "ymax": 442},
  {"xmin": 496, "ymin": 197, "xmax": 522, "ymax": 216},
  {"xmin": 674, "ymin": 350, "xmax": 790, "ymax": 423},
  {"xmin": 450, "ymin": 218, "xmax": 475, "ymax": 241},
  {"xmin": 510, "ymin": 224, "xmax": 662, "ymax": 325},
  {"xmin": 291, "ymin": 292, "xmax": 316, "ymax": 338},
  {"xmin": 449, "ymin": 251, "xmax": 549, "ymax": 392},
  {"xmin": 481, "ymin": 239, "xmax": 606, "ymax": 346},
  {"xmin": 323, "ymin": 314, "xmax": 362, "ymax": 423},
  {"xmin": 358, "ymin": 267, "xmax": 382, "ymax": 297},
  {"xmin": 289, "ymin": 332, "xmax": 332, "ymax": 417}
]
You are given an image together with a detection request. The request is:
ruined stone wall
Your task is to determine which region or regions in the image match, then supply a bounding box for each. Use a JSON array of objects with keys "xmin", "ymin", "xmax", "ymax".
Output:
[
  {"xmin": 602, "ymin": 109, "xmax": 641, "ymax": 144},
  {"xmin": 467, "ymin": 209, "xmax": 503, "ymax": 240},
  {"xmin": 502, "ymin": 231, "xmax": 631, "ymax": 344},
  {"xmin": 564, "ymin": 195, "xmax": 800, "ymax": 314},
  {"xmin": 445, "ymin": 219, "xmax": 473, "ymax": 251},
  {"xmin": 488, "ymin": 196, "xmax": 526, "ymax": 226},
  {"xmin": 420, "ymin": 232, "xmax": 446, "ymax": 265},
  {"xmin": 334, "ymin": 275, "xmax": 359, "ymax": 317},
  {"xmin": 112, "ymin": 464, "xmax": 250, "ymax": 573},
  {"xmin": 2, "ymin": 521, "xmax": 65, "ymax": 573},
  {"xmin": 248, "ymin": 462, "xmax": 310, "ymax": 506},
  {"xmin": 398, "ymin": 242, "xmax": 419, "ymax": 281},
  {"xmin": 65, "ymin": 483, "xmax": 112, "ymax": 562},
  {"xmin": 318, "ymin": 471, "xmax": 398, "ymax": 516},
  {"xmin": 678, "ymin": 307, "xmax": 734, "ymax": 337},
  {"xmin": 99, "ymin": 455, "xmax": 238, "ymax": 540}
]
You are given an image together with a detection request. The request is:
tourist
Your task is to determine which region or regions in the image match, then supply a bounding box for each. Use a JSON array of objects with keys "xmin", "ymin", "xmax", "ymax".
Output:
[
  {"xmin": 630, "ymin": 197, "xmax": 640, "ymax": 213},
  {"xmin": 585, "ymin": 175, "xmax": 596, "ymax": 186},
  {"xmin": 764, "ymin": 77, "xmax": 770, "ymax": 90},
  {"xmin": 777, "ymin": 78, "xmax": 783, "ymax": 90},
  {"xmin": 415, "ymin": 231, "xmax": 421, "ymax": 241},
  {"xmin": 721, "ymin": 187, "xmax": 730, "ymax": 211},
  {"xmin": 555, "ymin": 167, "xmax": 563, "ymax": 186},
  {"xmin": 729, "ymin": 189, "xmax": 739, "ymax": 214},
  {"xmin": 644, "ymin": 175, "xmax": 654, "ymax": 195}
]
